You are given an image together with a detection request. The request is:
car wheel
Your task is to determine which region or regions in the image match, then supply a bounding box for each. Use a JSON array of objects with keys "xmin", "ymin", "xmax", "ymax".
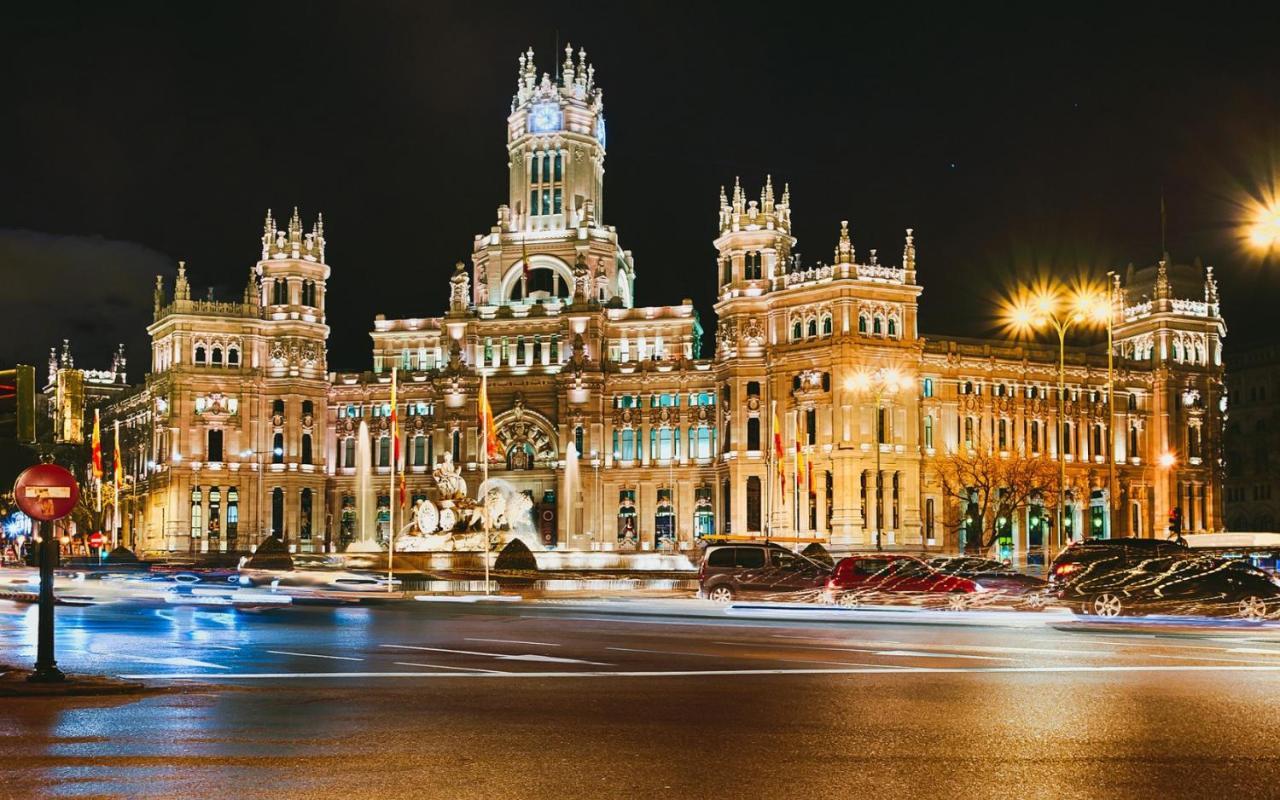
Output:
[
  {"xmin": 945, "ymin": 591, "xmax": 969, "ymax": 612},
  {"xmin": 707, "ymin": 585, "xmax": 734, "ymax": 604},
  {"xmin": 1237, "ymin": 595, "xmax": 1269, "ymax": 621},
  {"xmin": 837, "ymin": 592, "xmax": 859, "ymax": 608},
  {"xmin": 1092, "ymin": 593, "xmax": 1125, "ymax": 618}
]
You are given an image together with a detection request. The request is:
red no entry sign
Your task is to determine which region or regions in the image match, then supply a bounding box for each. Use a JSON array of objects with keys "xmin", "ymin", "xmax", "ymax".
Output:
[{"xmin": 13, "ymin": 464, "xmax": 80, "ymax": 522}]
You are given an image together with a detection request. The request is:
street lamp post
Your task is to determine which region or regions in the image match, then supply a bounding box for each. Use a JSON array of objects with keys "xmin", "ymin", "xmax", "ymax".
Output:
[
  {"xmin": 847, "ymin": 368, "xmax": 914, "ymax": 551},
  {"xmin": 1007, "ymin": 287, "xmax": 1105, "ymax": 565}
]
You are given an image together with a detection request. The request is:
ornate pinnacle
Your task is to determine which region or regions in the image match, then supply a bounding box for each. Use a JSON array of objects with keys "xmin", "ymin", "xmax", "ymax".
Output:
[
  {"xmin": 719, "ymin": 185, "xmax": 728, "ymax": 208},
  {"xmin": 263, "ymin": 208, "xmax": 275, "ymax": 237},
  {"xmin": 563, "ymin": 42, "xmax": 575, "ymax": 86},
  {"xmin": 762, "ymin": 175, "xmax": 774, "ymax": 210},
  {"xmin": 781, "ymin": 182, "xmax": 791, "ymax": 207},
  {"xmin": 903, "ymin": 227, "xmax": 915, "ymax": 272}
]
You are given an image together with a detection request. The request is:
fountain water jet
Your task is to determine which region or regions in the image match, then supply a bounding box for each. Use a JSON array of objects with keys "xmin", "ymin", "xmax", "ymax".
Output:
[
  {"xmin": 564, "ymin": 442, "xmax": 579, "ymax": 544},
  {"xmin": 346, "ymin": 419, "xmax": 382, "ymax": 552}
]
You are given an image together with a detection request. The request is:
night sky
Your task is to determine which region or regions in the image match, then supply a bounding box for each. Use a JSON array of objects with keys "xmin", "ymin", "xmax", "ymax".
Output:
[{"xmin": 3, "ymin": 2, "xmax": 1278, "ymax": 376}]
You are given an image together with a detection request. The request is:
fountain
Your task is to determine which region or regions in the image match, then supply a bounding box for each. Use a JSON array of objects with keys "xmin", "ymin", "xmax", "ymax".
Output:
[
  {"xmin": 346, "ymin": 419, "xmax": 382, "ymax": 552},
  {"xmin": 564, "ymin": 442, "xmax": 579, "ymax": 543}
]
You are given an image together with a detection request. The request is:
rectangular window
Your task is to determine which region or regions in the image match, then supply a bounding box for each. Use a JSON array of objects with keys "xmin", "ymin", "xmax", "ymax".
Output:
[
  {"xmin": 414, "ymin": 436, "xmax": 426, "ymax": 466},
  {"xmin": 207, "ymin": 429, "xmax": 223, "ymax": 462}
]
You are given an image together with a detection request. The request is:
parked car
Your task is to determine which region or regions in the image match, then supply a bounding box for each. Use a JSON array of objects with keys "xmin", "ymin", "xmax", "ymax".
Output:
[
  {"xmin": 698, "ymin": 543, "xmax": 830, "ymax": 602},
  {"xmin": 929, "ymin": 557, "xmax": 1050, "ymax": 609},
  {"xmin": 1048, "ymin": 538, "xmax": 1189, "ymax": 591},
  {"xmin": 827, "ymin": 554, "xmax": 985, "ymax": 609},
  {"xmin": 1061, "ymin": 555, "xmax": 1280, "ymax": 619}
]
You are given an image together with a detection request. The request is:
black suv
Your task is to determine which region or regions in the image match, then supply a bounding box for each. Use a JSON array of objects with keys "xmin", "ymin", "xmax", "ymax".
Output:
[
  {"xmin": 698, "ymin": 542, "xmax": 830, "ymax": 602},
  {"xmin": 1049, "ymin": 537, "xmax": 1189, "ymax": 592}
]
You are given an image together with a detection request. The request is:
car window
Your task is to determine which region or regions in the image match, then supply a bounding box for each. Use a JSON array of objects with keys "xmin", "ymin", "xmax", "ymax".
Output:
[
  {"xmin": 706, "ymin": 548, "xmax": 734, "ymax": 568},
  {"xmin": 893, "ymin": 561, "xmax": 930, "ymax": 577},
  {"xmin": 775, "ymin": 553, "xmax": 798, "ymax": 570},
  {"xmin": 854, "ymin": 559, "xmax": 891, "ymax": 575},
  {"xmin": 736, "ymin": 548, "xmax": 766, "ymax": 569}
]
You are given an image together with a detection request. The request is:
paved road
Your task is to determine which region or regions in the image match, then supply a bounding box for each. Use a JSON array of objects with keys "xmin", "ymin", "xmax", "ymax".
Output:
[{"xmin": 3, "ymin": 598, "xmax": 1280, "ymax": 799}]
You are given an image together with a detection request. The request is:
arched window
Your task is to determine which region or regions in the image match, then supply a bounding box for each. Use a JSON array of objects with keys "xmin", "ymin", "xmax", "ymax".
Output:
[
  {"xmin": 887, "ymin": 317, "xmax": 898, "ymax": 337},
  {"xmin": 574, "ymin": 426, "xmax": 585, "ymax": 457},
  {"xmin": 858, "ymin": 314, "xmax": 868, "ymax": 334},
  {"xmin": 922, "ymin": 378, "xmax": 934, "ymax": 398},
  {"xmin": 271, "ymin": 488, "xmax": 284, "ymax": 539},
  {"xmin": 792, "ymin": 321, "xmax": 802, "ymax": 341},
  {"xmin": 272, "ymin": 399, "xmax": 285, "ymax": 415},
  {"xmin": 806, "ymin": 318, "xmax": 818, "ymax": 338},
  {"xmin": 301, "ymin": 433, "xmax": 313, "ymax": 465},
  {"xmin": 211, "ymin": 347, "xmax": 222, "ymax": 365},
  {"xmin": 272, "ymin": 432, "xmax": 284, "ymax": 463},
  {"xmin": 195, "ymin": 345, "xmax": 207, "ymax": 363},
  {"xmin": 228, "ymin": 348, "xmax": 240, "ymax": 366},
  {"xmin": 300, "ymin": 489, "xmax": 312, "ymax": 541},
  {"xmin": 873, "ymin": 315, "xmax": 883, "ymax": 334},
  {"xmin": 273, "ymin": 278, "xmax": 287, "ymax": 305},
  {"xmin": 821, "ymin": 316, "xmax": 832, "ymax": 336}
]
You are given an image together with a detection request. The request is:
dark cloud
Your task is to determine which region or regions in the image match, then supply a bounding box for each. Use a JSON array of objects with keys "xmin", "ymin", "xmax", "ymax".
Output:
[{"xmin": 0, "ymin": 230, "xmax": 166, "ymax": 372}]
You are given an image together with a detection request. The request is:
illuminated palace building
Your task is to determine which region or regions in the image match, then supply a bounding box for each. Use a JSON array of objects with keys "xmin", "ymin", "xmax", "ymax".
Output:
[{"xmin": 96, "ymin": 47, "xmax": 1226, "ymax": 559}]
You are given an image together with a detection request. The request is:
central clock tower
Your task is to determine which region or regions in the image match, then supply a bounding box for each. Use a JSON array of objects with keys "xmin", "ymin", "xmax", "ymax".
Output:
[{"xmin": 506, "ymin": 45, "xmax": 607, "ymax": 230}]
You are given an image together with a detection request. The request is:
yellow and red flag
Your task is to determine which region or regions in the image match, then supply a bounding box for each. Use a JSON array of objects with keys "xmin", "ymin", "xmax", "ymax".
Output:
[
  {"xmin": 478, "ymin": 373, "xmax": 501, "ymax": 459},
  {"xmin": 91, "ymin": 408, "xmax": 103, "ymax": 481},
  {"xmin": 772, "ymin": 401, "xmax": 785, "ymax": 504},
  {"xmin": 112, "ymin": 420, "xmax": 123, "ymax": 492}
]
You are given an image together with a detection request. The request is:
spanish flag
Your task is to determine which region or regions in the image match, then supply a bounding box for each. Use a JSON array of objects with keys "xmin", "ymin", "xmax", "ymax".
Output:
[
  {"xmin": 795, "ymin": 410, "xmax": 805, "ymax": 503},
  {"xmin": 112, "ymin": 420, "xmax": 123, "ymax": 492},
  {"xmin": 91, "ymin": 408, "xmax": 103, "ymax": 481},
  {"xmin": 772, "ymin": 401, "xmax": 785, "ymax": 504},
  {"xmin": 478, "ymin": 373, "xmax": 500, "ymax": 459}
]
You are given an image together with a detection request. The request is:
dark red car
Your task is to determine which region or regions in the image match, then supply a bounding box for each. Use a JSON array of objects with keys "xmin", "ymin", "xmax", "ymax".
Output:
[{"xmin": 826, "ymin": 554, "xmax": 985, "ymax": 609}]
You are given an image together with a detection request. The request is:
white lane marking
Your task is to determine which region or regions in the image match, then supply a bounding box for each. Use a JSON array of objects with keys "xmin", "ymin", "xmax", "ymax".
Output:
[
  {"xmin": 266, "ymin": 650, "xmax": 365, "ymax": 662},
  {"xmin": 381, "ymin": 644, "xmax": 610, "ymax": 665},
  {"xmin": 393, "ymin": 662, "xmax": 509, "ymax": 674},
  {"xmin": 608, "ymin": 646, "xmax": 717, "ymax": 657},
  {"xmin": 715, "ymin": 640, "xmax": 1053, "ymax": 659},
  {"xmin": 524, "ymin": 615, "xmax": 729, "ymax": 628},
  {"xmin": 203, "ymin": 644, "xmax": 241, "ymax": 651},
  {"xmin": 1229, "ymin": 648, "xmax": 1280, "ymax": 656},
  {"xmin": 117, "ymin": 654, "xmax": 229, "ymax": 669},
  {"xmin": 1138, "ymin": 652, "xmax": 1280, "ymax": 666},
  {"xmin": 465, "ymin": 638, "xmax": 560, "ymax": 647},
  {"xmin": 125, "ymin": 664, "xmax": 1280, "ymax": 680},
  {"xmin": 875, "ymin": 650, "xmax": 1009, "ymax": 661}
]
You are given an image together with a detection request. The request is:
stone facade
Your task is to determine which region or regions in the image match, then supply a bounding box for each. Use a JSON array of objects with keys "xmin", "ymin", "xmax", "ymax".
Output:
[
  {"xmin": 97, "ymin": 46, "xmax": 1228, "ymax": 558},
  {"xmin": 1223, "ymin": 344, "xmax": 1280, "ymax": 531}
]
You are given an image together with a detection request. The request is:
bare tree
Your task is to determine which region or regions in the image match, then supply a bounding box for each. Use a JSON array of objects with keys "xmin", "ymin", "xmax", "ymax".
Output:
[{"xmin": 936, "ymin": 440, "xmax": 1059, "ymax": 553}]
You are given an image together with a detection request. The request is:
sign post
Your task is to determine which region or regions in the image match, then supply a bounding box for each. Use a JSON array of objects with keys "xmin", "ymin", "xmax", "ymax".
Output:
[{"xmin": 14, "ymin": 460, "xmax": 80, "ymax": 683}]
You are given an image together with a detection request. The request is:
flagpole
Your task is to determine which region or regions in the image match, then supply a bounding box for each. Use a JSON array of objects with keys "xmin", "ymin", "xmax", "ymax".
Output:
[
  {"xmin": 481, "ymin": 372, "xmax": 491, "ymax": 596},
  {"xmin": 387, "ymin": 367, "xmax": 396, "ymax": 593}
]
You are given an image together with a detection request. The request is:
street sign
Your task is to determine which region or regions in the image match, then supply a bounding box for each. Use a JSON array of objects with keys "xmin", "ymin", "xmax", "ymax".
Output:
[
  {"xmin": 88, "ymin": 531, "xmax": 105, "ymax": 549},
  {"xmin": 13, "ymin": 464, "xmax": 80, "ymax": 522}
]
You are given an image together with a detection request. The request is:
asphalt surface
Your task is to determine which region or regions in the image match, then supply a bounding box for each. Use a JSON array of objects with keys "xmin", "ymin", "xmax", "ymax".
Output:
[{"xmin": 3, "ymin": 597, "xmax": 1280, "ymax": 799}]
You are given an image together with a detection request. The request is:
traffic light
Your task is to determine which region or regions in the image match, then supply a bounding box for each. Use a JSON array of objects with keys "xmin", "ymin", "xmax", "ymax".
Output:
[
  {"xmin": 1168, "ymin": 506, "xmax": 1183, "ymax": 535},
  {"xmin": 0, "ymin": 365, "xmax": 37, "ymax": 444}
]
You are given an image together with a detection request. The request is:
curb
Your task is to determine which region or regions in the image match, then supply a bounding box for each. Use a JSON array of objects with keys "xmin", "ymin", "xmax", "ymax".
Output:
[{"xmin": 0, "ymin": 667, "xmax": 150, "ymax": 698}]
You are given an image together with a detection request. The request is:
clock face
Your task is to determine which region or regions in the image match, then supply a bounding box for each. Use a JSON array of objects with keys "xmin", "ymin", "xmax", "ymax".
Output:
[
  {"xmin": 529, "ymin": 103, "xmax": 561, "ymax": 133},
  {"xmin": 438, "ymin": 507, "xmax": 457, "ymax": 532},
  {"xmin": 595, "ymin": 114, "xmax": 606, "ymax": 147}
]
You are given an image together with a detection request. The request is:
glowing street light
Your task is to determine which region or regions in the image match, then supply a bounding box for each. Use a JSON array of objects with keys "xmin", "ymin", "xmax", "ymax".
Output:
[
  {"xmin": 1003, "ymin": 282, "xmax": 1107, "ymax": 563},
  {"xmin": 846, "ymin": 366, "xmax": 915, "ymax": 551},
  {"xmin": 1158, "ymin": 451, "xmax": 1177, "ymax": 470},
  {"xmin": 1246, "ymin": 201, "xmax": 1280, "ymax": 253}
]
